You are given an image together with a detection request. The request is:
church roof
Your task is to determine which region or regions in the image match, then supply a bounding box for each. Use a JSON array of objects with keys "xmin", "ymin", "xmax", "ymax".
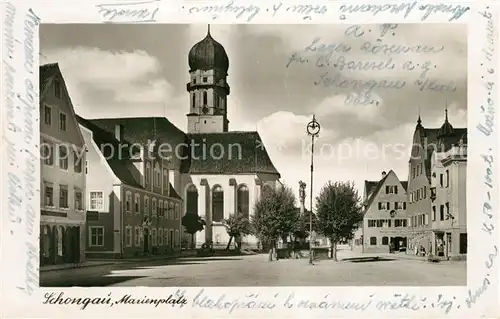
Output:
[
  {"xmin": 83, "ymin": 117, "xmax": 280, "ymax": 177},
  {"xmin": 183, "ymin": 131, "xmax": 281, "ymax": 176},
  {"xmin": 188, "ymin": 27, "xmax": 229, "ymax": 74}
]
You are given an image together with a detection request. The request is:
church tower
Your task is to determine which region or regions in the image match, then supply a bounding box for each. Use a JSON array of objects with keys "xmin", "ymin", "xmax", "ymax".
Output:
[{"xmin": 186, "ymin": 26, "xmax": 230, "ymax": 133}]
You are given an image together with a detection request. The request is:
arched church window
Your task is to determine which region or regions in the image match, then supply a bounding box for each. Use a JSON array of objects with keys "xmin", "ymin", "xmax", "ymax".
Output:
[
  {"xmin": 186, "ymin": 185, "xmax": 198, "ymax": 215},
  {"xmin": 203, "ymin": 91, "xmax": 208, "ymax": 105},
  {"xmin": 192, "ymin": 93, "xmax": 196, "ymax": 108},
  {"xmin": 237, "ymin": 185, "xmax": 249, "ymax": 219},
  {"xmin": 212, "ymin": 185, "xmax": 224, "ymax": 222}
]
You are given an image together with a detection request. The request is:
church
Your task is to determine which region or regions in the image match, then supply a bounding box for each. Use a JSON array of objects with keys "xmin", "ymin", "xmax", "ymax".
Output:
[{"xmin": 79, "ymin": 26, "xmax": 281, "ymax": 254}]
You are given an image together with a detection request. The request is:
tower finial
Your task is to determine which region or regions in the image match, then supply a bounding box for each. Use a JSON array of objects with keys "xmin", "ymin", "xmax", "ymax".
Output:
[
  {"xmin": 207, "ymin": 24, "xmax": 211, "ymax": 36},
  {"xmin": 445, "ymin": 101, "xmax": 449, "ymax": 122},
  {"xmin": 417, "ymin": 105, "xmax": 422, "ymax": 125}
]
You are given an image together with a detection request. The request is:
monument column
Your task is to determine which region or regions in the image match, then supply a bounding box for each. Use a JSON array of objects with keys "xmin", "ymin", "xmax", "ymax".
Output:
[{"xmin": 299, "ymin": 181, "xmax": 306, "ymax": 244}]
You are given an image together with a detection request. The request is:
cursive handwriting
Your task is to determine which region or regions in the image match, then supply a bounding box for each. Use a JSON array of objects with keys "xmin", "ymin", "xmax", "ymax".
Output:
[
  {"xmin": 192, "ymin": 289, "xmax": 276, "ymax": 314},
  {"xmin": 185, "ymin": 1, "xmax": 327, "ymax": 22},
  {"xmin": 339, "ymin": 2, "xmax": 469, "ymax": 21},
  {"xmin": 96, "ymin": 0, "xmax": 159, "ymax": 23}
]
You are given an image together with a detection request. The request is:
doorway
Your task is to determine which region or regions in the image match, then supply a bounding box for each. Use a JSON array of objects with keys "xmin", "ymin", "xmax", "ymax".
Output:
[{"xmin": 143, "ymin": 228, "xmax": 149, "ymax": 254}]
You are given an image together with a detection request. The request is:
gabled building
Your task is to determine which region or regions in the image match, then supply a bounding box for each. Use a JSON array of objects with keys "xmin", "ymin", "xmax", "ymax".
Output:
[
  {"xmin": 77, "ymin": 116, "xmax": 183, "ymax": 259},
  {"xmin": 406, "ymin": 111, "xmax": 467, "ymax": 257},
  {"xmin": 39, "ymin": 63, "xmax": 86, "ymax": 266},
  {"xmin": 352, "ymin": 170, "xmax": 408, "ymax": 253}
]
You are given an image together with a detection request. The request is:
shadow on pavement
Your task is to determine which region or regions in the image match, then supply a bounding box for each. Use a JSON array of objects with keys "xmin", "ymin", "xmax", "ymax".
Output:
[
  {"xmin": 41, "ymin": 276, "xmax": 146, "ymax": 287},
  {"xmin": 343, "ymin": 257, "xmax": 396, "ymax": 263}
]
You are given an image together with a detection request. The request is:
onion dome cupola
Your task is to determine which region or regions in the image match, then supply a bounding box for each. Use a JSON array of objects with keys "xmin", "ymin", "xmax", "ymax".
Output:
[
  {"xmin": 437, "ymin": 108, "xmax": 454, "ymax": 137},
  {"xmin": 188, "ymin": 25, "xmax": 229, "ymax": 74}
]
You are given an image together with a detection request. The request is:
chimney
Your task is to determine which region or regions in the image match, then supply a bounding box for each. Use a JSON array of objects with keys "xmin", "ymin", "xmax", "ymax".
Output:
[
  {"xmin": 381, "ymin": 171, "xmax": 387, "ymax": 178},
  {"xmin": 115, "ymin": 124, "xmax": 124, "ymax": 142}
]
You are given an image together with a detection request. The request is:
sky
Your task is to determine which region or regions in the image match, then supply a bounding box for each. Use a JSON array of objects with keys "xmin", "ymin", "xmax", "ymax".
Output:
[{"xmin": 40, "ymin": 24, "xmax": 467, "ymax": 205}]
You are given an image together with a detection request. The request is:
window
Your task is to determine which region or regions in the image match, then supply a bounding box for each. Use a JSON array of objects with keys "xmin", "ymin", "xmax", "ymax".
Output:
[
  {"xmin": 237, "ymin": 185, "xmax": 250, "ymax": 218},
  {"xmin": 157, "ymin": 200, "xmax": 162, "ymax": 218},
  {"xmin": 169, "ymin": 202, "xmax": 174, "ymax": 219},
  {"xmin": 212, "ymin": 185, "xmax": 224, "ymax": 222},
  {"xmin": 144, "ymin": 196, "xmax": 149, "ymax": 215},
  {"xmin": 440, "ymin": 205, "xmax": 445, "ymax": 221},
  {"xmin": 125, "ymin": 192, "xmax": 132, "ymax": 213},
  {"xmin": 186, "ymin": 185, "xmax": 198, "ymax": 215},
  {"xmin": 163, "ymin": 169, "xmax": 168, "ymax": 190},
  {"xmin": 446, "ymin": 170, "xmax": 449, "ymax": 187},
  {"xmin": 192, "ymin": 93, "xmax": 196, "ymax": 107},
  {"xmin": 75, "ymin": 189, "xmax": 83, "ymax": 210},
  {"xmin": 59, "ymin": 112, "xmax": 67, "ymax": 131},
  {"xmin": 134, "ymin": 227, "xmax": 141, "ymax": 247},
  {"xmin": 44, "ymin": 105, "xmax": 52, "ymax": 125},
  {"xmin": 403, "ymin": 202, "xmax": 406, "ymax": 210},
  {"xmin": 159, "ymin": 228, "xmax": 163, "ymax": 245},
  {"xmin": 42, "ymin": 142, "xmax": 53, "ymax": 166},
  {"xmin": 164, "ymin": 228, "xmax": 169, "ymax": 246},
  {"xmin": 89, "ymin": 226, "xmax": 104, "ymax": 247},
  {"xmin": 170, "ymin": 229, "xmax": 174, "ymax": 248},
  {"xmin": 175, "ymin": 203, "xmax": 180, "ymax": 219},
  {"xmin": 370, "ymin": 237, "xmax": 377, "ymax": 245},
  {"xmin": 125, "ymin": 226, "xmax": 132, "ymax": 247},
  {"xmin": 145, "ymin": 162, "xmax": 151, "ymax": 185},
  {"xmin": 90, "ymin": 191, "xmax": 104, "ymax": 211},
  {"xmin": 175, "ymin": 230, "xmax": 180, "ymax": 247},
  {"xmin": 54, "ymin": 79, "xmax": 61, "ymax": 98},
  {"xmin": 59, "ymin": 145, "xmax": 68, "ymax": 170},
  {"xmin": 154, "ymin": 163, "xmax": 160, "ymax": 187},
  {"xmin": 74, "ymin": 151, "xmax": 82, "ymax": 173},
  {"xmin": 44, "ymin": 183, "xmax": 54, "ymax": 207},
  {"xmin": 152, "ymin": 198, "xmax": 157, "ymax": 216},
  {"xmin": 203, "ymin": 91, "xmax": 208, "ymax": 105},
  {"xmin": 382, "ymin": 237, "xmax": 389, "ymax": 245},
  {"xmin": 134, "ymin": 194, "xmax": 140, "ymax": 214},
  {"xmin": 423, "ymin": 186, "xmax": 427, "ymax": 199},
  {"xmin": 202, "ymin": 76, "xmax": 207, "ymax": 82},
  {"xmin": 85, "ymin": 160, "xmax": 89, "ymax": 174},
  {"xmin": 445, "ymin": 202, "xmax": 450, "ymax": 219},
  {"xmin": 432, "ymin": 206, "xmax": 436, "ymax": 221},
  {"xmin": 412, "ymin": 167, "xmax": 416, "ymax": 178},
  {"xmin": 378, "ymin": 202, "xmax": 389, "ymax": 210},
  {"xmin": 395, "ymin": 202, "xmax": 404, "ymax": 210},
  {"xmin": 59, "ymin": 185, "xmax": 68, "ymax": 208},
  {"xmin": 152, "ymin": 228, "xmax": 157, "ymax": 246},
  {"xmin": 386, "ymin": 186, "xmax": 397, "ymax": 194},
  {"xmin": 376, "ymin": 220, "xmax": 384, "ymax": 227},
  {"xmin": 440, "ymin": 174, "xmax": 444, "ymax": 187},
  {"xmin": 368, "ymin": 220, "xmax": 376, "ymax": 227}
]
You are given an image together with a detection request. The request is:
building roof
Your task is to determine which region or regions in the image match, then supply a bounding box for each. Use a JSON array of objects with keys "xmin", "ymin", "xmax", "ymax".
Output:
[
  {"xmin": 77, "ymin": 116, "xmax": 181, "ymax": 199},
  {"xmin": 40, "ymin": 63, "xmax": 60, "ymax": 98},
  {"xmin": 84, "ymin": 117, "xmax": 280, "ymax": 177},
  {"xmin": 183, "ymin": 131, "xmax": 281, "ymax": 176}
]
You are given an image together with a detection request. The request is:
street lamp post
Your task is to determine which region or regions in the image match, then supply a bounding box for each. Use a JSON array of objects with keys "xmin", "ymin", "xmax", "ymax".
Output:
[{"xmin": 306, "ymin": 115, "xmax": 320, "ymax": 265}]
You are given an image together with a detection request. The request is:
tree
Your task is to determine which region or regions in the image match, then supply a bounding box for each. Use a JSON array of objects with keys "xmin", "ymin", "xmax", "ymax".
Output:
[
  {"xmin": 252, "ymin": 184, "xmax": 298, "ymax": 261},
  {"xmin": 223, "ymin": 213, "xmax": 252, "ymax": 252},
  {"xmin": 181, "ymin": 213, "xmax": 206, "ymax": 249},
  {"xmin": 316, "ymin": 181, "xmax": 364, "ymax": 261}
]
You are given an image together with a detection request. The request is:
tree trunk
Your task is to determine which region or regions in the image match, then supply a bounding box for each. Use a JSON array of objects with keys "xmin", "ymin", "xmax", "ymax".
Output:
[
  {"xmin": 331, "ymin": 239, "xmax": 338, "ymax": 261},
  {"xmin": 268, "ymin": 239, "xmax": 275, "ymax": 261},
  {"xmin": 226, "ymin": 236, "xmax": 233, "ymax": 250},
  {"xmin": 235, "ymin": 237, "xmax": 242, "ymax": 253},
  {"xmin": 190, "ymin": 233, "xmax": 195, "ymax": 249}
]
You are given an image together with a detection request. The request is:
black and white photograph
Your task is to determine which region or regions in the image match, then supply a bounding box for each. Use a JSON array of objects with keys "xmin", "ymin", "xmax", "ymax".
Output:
[{"xmin": 37, "ymin": 23, "xmax": 467, "ymax": 287}]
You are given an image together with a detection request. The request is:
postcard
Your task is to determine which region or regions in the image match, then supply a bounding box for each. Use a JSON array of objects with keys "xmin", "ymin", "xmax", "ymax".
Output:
[{"xmin": 1, "ymin": 0, "xmax": 498, "ymax": 318}]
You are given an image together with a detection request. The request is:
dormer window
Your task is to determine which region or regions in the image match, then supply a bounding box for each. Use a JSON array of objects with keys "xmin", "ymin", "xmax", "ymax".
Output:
[{"xmin": 202, "ymin": 77, "xmax": 207, "ymax": 82}]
